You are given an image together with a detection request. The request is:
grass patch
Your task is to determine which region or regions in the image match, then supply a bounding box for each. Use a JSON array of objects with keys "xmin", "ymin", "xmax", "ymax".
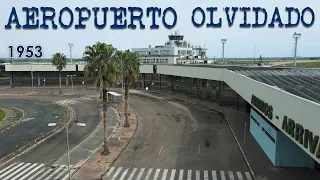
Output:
[
  {"xmin": 284, "ymin": 61, "xmax": 320, "ymax": 68},
  {"xmin": 0, "ymin": 109, "xmax": 5, "ymax": 122}
]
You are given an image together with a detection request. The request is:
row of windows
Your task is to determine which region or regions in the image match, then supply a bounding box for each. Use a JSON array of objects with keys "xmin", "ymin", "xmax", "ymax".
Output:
[
  {"xmin": 178, "ymin": 50, "xmax": 193, "ymax": 55},
  {"xmin": 136, "ymin": 50, "xmax": 170, "ymax": 56},
  {"xmin": 262, "ymin": 127, "xmax": 276, "ymax": 143},
  {"xmin": 141, "ymin": 59, "xmax": 169, "ymax": 64},
  {"xmin": 251, "ymin": 115, "xmax": 276, "ymax": 143},
  {"xmin": 251, "ymin": 115, "xmax": 260, "ymax": 126}
]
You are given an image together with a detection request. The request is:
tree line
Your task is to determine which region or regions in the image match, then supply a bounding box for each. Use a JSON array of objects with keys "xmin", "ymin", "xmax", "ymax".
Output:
[{"xmin": 51, "ymin": 42, "xmax": 140, "ymax": 154}]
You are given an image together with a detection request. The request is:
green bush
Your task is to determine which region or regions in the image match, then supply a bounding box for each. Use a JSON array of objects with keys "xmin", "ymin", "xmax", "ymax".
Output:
[{"xmin": 0, "ymin": 109, "xmax": 5, "ymax": 122}]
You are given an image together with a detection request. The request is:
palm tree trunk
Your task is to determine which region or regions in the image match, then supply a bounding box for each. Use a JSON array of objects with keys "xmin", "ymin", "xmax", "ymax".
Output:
[
  {"xmin": 99, "ymin": 87, "xmax": 102, "ymax": 99},
  {"xmin": 59, "ymin": 71, "xmax": 62, "ymax": 94},
  {"xmin": 124, "ymin": 84, "xmax": 130, "ymax": 127},
  {"xmin": 102, "ymin": 88, "xmax": 110, "ymax": 154}
]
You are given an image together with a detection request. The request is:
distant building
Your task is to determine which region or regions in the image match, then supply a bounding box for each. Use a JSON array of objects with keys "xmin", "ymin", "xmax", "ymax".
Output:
[{"xmin": 132, "ymin": 31, "xmax": 215, "ymax": 64}]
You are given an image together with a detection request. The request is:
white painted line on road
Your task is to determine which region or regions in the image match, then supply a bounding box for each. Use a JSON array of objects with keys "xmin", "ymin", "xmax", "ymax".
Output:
[
  {"xmin": 22, "ymin": 118, "xmax": 35, "ymax": 122},
  {"xmin": 145, "ymin": 168, "xmax": 153, "ymax": 180},
  {"xmin": 34, "ymin": 168, "xmax": 52, "ymax": 180},
  {"xmin": 153, "ymin": 169, "xmax": 160, "ymax": 180},
  {"xmin": 0, "ymin": 163, "xmax": 24, "ymax": 178},
  {"xmin": 204, "ymin": 170, "xmax": 208, "ymax": 180},
  {"xmin": 212, "ymin": 170, "xmax": 217, "ymax": 180},
  {"xmin": 53, "ymin": 168, "xmax": 68, "ymax": 180},
  {"xmin": 19, "ymin": 164, "xmax": 44, "ymax": 180},
  {"xmin": 61, "ymin": 169, "xmax": 75, "ymax": 180},
  {"xmin": 220, "ymin": 171, "xmax": 226, "ymax": 180},
  {"xmin": 106, "ymin": 167, "xmax": 115, "ymax": 177},
  {"xmin": 236, "ymin": 171, "xmax": 244, "ymax": 180},
  {"xmin": 198, "ymin": 145, "xmax": 201, "ymax": 155},
  {"xmin": 170, "ymin": 169, "xmax": 176, "ymax": 180},
  {"xmin": 43, "ymin": 165, "xmax": 64, "ymax": 180},
  {"xmin": 196, "ymin": 170, "xmax": 200, "ymax": 180},
  {"xmin": 159, "ymin": 146, "xmax": 163, "ymax": 155},
  {"xmin": 111, "ymin": 167, "xmax": 123, "ymax": 180},
  {"xmin": 178, "ymin": 169, "xmax": 184, "ymax": 180},
  {"xmin": 245, "ymin": 172, "xmax": 252, "ymax": 180},
  {"xmin": 228, "ymin": 171, "xmax": 235, "ymax": 180},
  {"xmin": 3, "ymin": 163, "xmax": 31, "ymax": 180},
  {"xmin": 119, "ymin": 168, "xmax": 129, "ymax": 180},
  {"xmin": 187, "ymin": 170, "xmax": 192, "ymax": 180},
  {"xmin": 161, "ymin": 169, "xmax": 168, "ymax": 180},
  {"xmin": 136, "ymin": 168, "xmax": 145, "ymax": 180},
  {"xmin": 25, "ymin": 167, "xmax": 46, "ymax": 180},
  {"xmin": 0, "ymin": 163, "xmax": 16, "ymax": 174},
  {"xmin": 11, "ymin": 163, "xmax": 38, "ymax": 180},
  {"xmin": 127, "ymin": 168, "xmax": 137, "ymax": 180}
]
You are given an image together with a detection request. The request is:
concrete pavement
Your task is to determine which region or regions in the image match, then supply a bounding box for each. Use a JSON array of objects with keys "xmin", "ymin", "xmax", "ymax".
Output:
[
  {"xmin": 73, "ymin": 105, "xmax": 136, "ymax": 180},
  {"xmin": 54, "ymin": 107, "xmax": 119, "ymax": 168}
]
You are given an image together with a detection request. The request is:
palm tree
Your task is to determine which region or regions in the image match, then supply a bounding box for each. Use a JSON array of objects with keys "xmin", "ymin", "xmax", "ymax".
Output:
[
  {"xmin": 51, "ymin": 53, "xmax": 67, "ymax": 94},
  {"xmin": 83, "ymin": 42, "xmax": 119, "ymax": 154},
  {"xmin": 120, "ymin": 50, "xmax": 140, "ymax": 127}
]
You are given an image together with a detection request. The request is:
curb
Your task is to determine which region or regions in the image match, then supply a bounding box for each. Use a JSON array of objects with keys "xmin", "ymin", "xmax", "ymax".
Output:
[
  {"xmin": 70, "ymin": 105, "xmax": 123, "ymax": 179},
  {"xmin": 0, "ymin": 107, "xmax": 25, "ymax": 133},
  {"xmin": 0, "ymin": 97, "xmax": 75, "ymax": 168},
  {"xmin": 147, "ymin": 91, "xmax": 257, "ymax": 180},
  {"xmin": 100, "ymin": 107, "xmax": 139, "ymax": 180}
]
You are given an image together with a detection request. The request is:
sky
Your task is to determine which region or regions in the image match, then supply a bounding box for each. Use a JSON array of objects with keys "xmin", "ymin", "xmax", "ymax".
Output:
[{"xmin": 0, "ymin": 0, "xmax": 319, "ymax": 59}]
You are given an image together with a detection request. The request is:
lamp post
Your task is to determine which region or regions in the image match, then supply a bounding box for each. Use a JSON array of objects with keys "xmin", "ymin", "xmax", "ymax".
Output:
[
  {"xmin": 293, "ymin": 32, "xmax": 301, "ymax": 67},
  {"xmin": 48, "ymin": 122, "xmax": 86, "ymax": 180},
  {"xmin": 221, "ymin": 39, "xmax": 227, "ymax": 63},
  {"xmin": 31, "ymin": 60, "xmax": 34, "ymax": 92},
  {"xmin": 43, "ymin": 79, "xmax": 46, "ymax": 87},
  {"xmin": 82, "ymin": 81, "xmax": 84, "ymax": 91},
  {"xmin": 68, "ymin": 43, "xmax": 73, "ymax": 63},
  {"xmin": 67, "ymin": 75, "xmax": 76, "ymax": 93}
]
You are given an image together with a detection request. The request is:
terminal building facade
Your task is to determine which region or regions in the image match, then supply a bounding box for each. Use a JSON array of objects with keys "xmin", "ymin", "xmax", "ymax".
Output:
[{"xmin": 1, "ymin": 63, "xmax": 320, "ymax": 170}]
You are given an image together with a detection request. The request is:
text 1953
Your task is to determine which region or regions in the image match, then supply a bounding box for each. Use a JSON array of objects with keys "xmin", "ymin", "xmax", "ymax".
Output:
[{"xmin": 8, "ymin": 45, "xmax": 43, "ymax": 58}]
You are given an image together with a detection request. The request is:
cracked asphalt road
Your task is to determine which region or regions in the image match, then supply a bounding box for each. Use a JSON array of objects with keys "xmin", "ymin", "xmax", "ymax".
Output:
[
  {"xmin": 0, "ymin": 94, "xmax": 103, "ymax": 167},
  {"xmin": 113, "ymin": 94, "xmax": 248, "ymax": 171},
  {"xmin": 0, "ymin": 99, "xmax": 66, "ymax": 159}
]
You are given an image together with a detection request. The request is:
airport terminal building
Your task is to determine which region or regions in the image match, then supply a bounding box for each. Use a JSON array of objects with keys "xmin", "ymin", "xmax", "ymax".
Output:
[{"xmin": 1, "ymin": 62, "xmax": 320, "ymax": 170}]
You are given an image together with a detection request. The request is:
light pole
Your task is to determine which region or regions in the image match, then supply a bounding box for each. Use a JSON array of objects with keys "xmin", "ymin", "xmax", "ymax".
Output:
[
  {"xmin": 67, "ymin": 75, "xmax": 76, "ymax": 93},
  {"xmin": 68, "ymin": 43, "xmax": 73, "ymax": 63},
  {"xmin": 48, "ymin": 122, "xmax": 86, "ymax": 180},
  {"xmin": 221, "ymin": 39, "xmax": 227, "ymax": 63},
  {"xmin": 82, "ymin": 81, "xmax": 84, "ymax": 91},
  {"xmin": 31, "ymin": 60, "xmax": 34, "ymax": 92},
  {"xmin": 293, "ymin": 32, "xmax": 301, "ymax": 67},
  {"xmin": 43, "ymin": 79, "xmax": 46, "ymax": 87}
]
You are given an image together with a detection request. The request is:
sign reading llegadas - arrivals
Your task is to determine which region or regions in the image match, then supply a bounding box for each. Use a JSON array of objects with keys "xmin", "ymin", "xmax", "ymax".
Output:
[
  {"xmin": 251, "ymin": 95, "xmax": 273, "ymax": 120},
  {"xmin": 251, "ymin": 95, "xmax": 320, "ymax": 160}
]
